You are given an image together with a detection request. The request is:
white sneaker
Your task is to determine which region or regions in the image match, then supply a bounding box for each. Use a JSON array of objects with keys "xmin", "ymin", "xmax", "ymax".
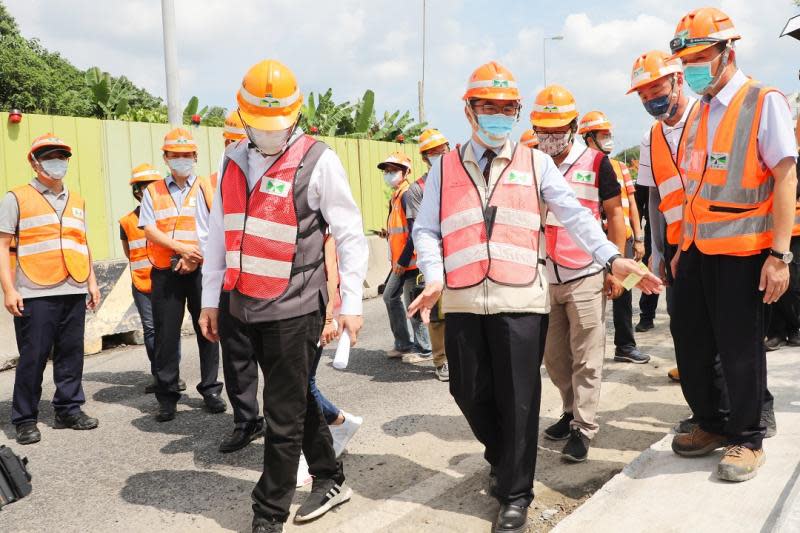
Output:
[
  {"xmin": 329, "ymin": 412, "xmax": 363, "ymax": 458},
  {"xmin": 296, "ymin": 453, "xmax": 313, "ymax": 488}
]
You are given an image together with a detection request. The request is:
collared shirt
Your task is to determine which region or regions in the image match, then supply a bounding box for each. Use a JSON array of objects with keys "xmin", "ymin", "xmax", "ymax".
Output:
[
  {"xmin": 137, "ymin": 173, "xmax": 210, "ymax": 254},
  {"xmin": 414, "ymin": 137, "xmax": 619, "ymax": 295},
  {"xmin": 201, "ymin": 130, "xmax": 368, "ymax": 314},
  {"xmin": 0, "ymin": 178, "xmax": 88, "ymax": 298},
  {"xmin": 637, "ymin": 96, "xmax": 698, "ymax": 188}
]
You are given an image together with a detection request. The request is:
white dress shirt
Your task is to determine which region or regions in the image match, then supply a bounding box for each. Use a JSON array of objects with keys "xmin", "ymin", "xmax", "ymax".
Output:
[{"xmin": 202, "ymin": 131, "xmax": 368, "ymax": 314}]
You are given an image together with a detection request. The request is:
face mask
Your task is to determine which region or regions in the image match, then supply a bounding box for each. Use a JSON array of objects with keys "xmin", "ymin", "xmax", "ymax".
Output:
[
  {"xmin": 537, "ymin": 132, "xmax": 573, "ymax": 158},
  {"xmin": 247, "ymin": 126, "xmax": 291, "ymax": 156},
  {"xmin": 167, "ymin": 157, "xmax": 194, "ymax": 177},
  {"xmin": 643, "ymin": 95, "xmax": 674, "ymax": 118},
  {"xmin": 472, "ymin": 110, "xmax": 515, "ymax": 148},
  {"xmin": 40, "ymin": 159, "xmax": 68, "ymax": 180},
  {"xmin": 683, "ymin": 48, "xmax": 728, "ymax": 95},
  {"xmin": 597, "ymin": 135, "xmax": 615, "ymax": 154},
  {"xmin": 383, "ymin": 171, "xmax": 403, "ymax": 188}
]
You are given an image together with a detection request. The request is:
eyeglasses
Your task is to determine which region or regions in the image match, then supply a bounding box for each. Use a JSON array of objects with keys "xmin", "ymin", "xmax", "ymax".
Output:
[{"xmin": 471, "ymin": 103, "xmax": 520, "ymax": 116}]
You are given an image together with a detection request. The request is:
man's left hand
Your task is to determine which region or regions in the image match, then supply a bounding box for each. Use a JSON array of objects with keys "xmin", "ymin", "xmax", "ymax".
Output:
[
  {"xmin": 760, "ymin": 256, "xmax": 789, "ymax": 304},
  {"xmin": 87, "ymin": 280, "xmax": 101, "ymax": 310},
  {"xmin": 633, "ymin": 240, "xmax": 645, "ymax": 262}
]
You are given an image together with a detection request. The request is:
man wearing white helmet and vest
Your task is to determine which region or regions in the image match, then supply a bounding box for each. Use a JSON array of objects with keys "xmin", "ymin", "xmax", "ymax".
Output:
[
  {"xmin": 198, "ymin": 60, "xmax": 368, "ymax": 532},
  {"xmin": 0, "ymin": 134, "xmax": 101, "ymax": 445},
  {"xmin": 530, "ymin": 85, "xmax": 627, "ymax": 464},
  {"xmin": 667, "ymin": 7, "xmax": 797, "ymax": 481},
  {"xmin": 409, "ymin": 61, "xmax": 661, "ymax": 533}
]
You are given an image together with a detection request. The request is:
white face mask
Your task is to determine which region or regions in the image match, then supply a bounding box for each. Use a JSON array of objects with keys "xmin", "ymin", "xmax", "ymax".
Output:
[
  {"xmin": 537, "ymin": 132, "xmax": 573, "ymax": 158},
  {"xmin": 597, "ymin": 135, "xmax": 615, "ymax": 154},
  {"xmin": 383, "ymin": 171, "xmax": 403, "ymax": 188},
  {"xmin": 40, "ymin": 159, "xmax": 69, "ymax": 180},
  {"xmin": 167, "ymin": 157, "xmax": 195, "ymax": 177},
  {"xmin": 247, "ymin": 126, "xmax": 292, "ymax": 156}
]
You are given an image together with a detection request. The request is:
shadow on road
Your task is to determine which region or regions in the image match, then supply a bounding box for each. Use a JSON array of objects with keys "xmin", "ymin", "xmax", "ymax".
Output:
[
  {"xmin": 381, "ymin": 414, "xmax": 475, "ymax": 442},
  {"xmin": 322, "ymin": 348, "xmax": 437, "ymax": 383}
]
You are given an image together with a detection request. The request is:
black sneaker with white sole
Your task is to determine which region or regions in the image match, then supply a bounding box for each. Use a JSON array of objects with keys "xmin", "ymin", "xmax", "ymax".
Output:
[
  {"xmin": 294, "ymin": 478, "xmax": 352, "ymax": 523},
  {"xmin": 544, "ymin": 412, "xmax": 574, "ymax": 441}
]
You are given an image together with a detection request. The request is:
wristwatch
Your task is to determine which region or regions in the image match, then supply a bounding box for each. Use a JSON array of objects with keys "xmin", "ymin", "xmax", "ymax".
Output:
[
  {"xmin": 634, "ymin": 235, "xmax": 645, "ymax": 243},
  {"xmin": 769, "ymin": 249, "xmax": 794, "ymax": 264},
  {"xmin": 605, "ymin": 253, "xmax": 623, "ymax": 274}
]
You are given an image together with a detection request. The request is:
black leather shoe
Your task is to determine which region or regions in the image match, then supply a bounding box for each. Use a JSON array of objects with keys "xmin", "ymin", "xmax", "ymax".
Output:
[
  {"xmin": 252, "ymin": 517, "xmax": 283, "ymax": 533},
  {"xmin": 495, "ymin": 504, "xmax": 528, "ymax": 533},
  {"xmin": 16, "ymin": 422, "xmax": 41, "ymax": 445},
  {"xmin": 765, "ymin": 336, "xmax": 786, "ymax": 351},
  {"xmin": 156, "ymin": 403, "xmax": 177, "ymax": 422},
  {"xmin": 562, "ymin": 429, "xmax": 590, "ymax": 463},
  {"xmin": 635, "ymin": 319, "xmax": 655, "ymax": 332},
  {"xmin": 788, "ymin": 329, "xmax": 800, "ymax": 346},
  {"xmin": 219, "ymin": 419, "xmax": 265, "ymax": 453},
  {"xmin": 614, "ymin": 347, "xmax": 651, "ymax": 364},
  {"xmin": 204, "ymin": 393, "xmax": 227, "ymax": 414},
  {"xmin": 54, "ymin": 410, "xmax": 98, "ymax": 430},
  {"xmin": 145, "ymin": 378, "xmax": 186, "ymax": 394},
  {"xmin": 544, "ymin": 412, "xmax": 573, "ymax": 441}
]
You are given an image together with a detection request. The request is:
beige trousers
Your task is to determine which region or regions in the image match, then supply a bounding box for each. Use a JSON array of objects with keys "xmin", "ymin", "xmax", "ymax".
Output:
[
  {"xmin": 543, "ymin": 272, "xmax": 606, "ymax": 439},
  {"xmin": 428, "ymin": 320, "xmax": 447, "ymax": 368}
]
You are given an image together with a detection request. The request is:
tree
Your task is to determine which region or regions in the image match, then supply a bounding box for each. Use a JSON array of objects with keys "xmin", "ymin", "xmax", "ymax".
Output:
[{"xmin": 614, "ymin": 146, "xmax": 641, "ymax": 180}]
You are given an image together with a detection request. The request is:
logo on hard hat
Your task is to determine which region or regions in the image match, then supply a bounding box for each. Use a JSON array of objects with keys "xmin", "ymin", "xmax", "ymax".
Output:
[
  {"xmin": 260, "ymin": 97, "xmax": 281, "ymax": 108},
  {"xmin": 492, "ymin": 79, "xmax": 510, "ymax": 88},
  {"xmin": 543, "ymin": 105, "xmax": 559, "ymax": 114}
]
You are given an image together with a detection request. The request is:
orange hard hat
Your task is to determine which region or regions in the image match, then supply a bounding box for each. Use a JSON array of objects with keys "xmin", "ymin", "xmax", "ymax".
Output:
[
  {"xmin": 627, "ymin": 50, "xmax": 683, "ymax": 94},
  {"xmin": 377, "ymin": 152, "xmax": 412, "ymax": 172},
  {"xmin": 578, "ymin": 111, "xmax": 612, "ymax": 135},
  {"xmin": 27, "ymin": 133, "xmax": 72, "ymax": 163},
  {"xmin": 236, "ymin": 59, "xmax": 303, "ymax": 131},
  {"xmin": 530, "ymin": 85, "xmax": 578, "ymax": 128},
  {"xmin": 418, "ymin": 128, "xmax": 449, "ymax": 153},
  {"xmin": 519, "ymin": 129, "xmax": 539, "ymax": 148},
  {"xmin": 130, "ymin": 163, "xmax": 162, "ymax": 185},
  {"xmin": 223, "ymin": 110, "xmax": 247, "ymax": 141},
  {"xmin": 670, "ymin": 7, "xmax": 740, "ymax": 59},
  {"xmin": 463, "ymin": 61, "xmax": 520, "ymax": 101},
  {"xmin": 162, "ymin": 128, "xmax": 198, "ymax": 153}
]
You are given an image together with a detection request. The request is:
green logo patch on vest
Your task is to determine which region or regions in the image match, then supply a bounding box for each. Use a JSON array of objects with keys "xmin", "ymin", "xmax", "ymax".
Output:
[
  {"xmin": 506, "ymin": 170, "xmax": 533, "ymax": 186},
  {"xmin": 708, "ymin": 152, "xmax": 728, "ymax": 170},
  {"xmin": 262, "ymin": 177, "xmax": 291, "ymax": 197},
  {"xmin": 573, "ymin": 171, "xmax": 595, "ymax": 184},
  {"xmin": 71, "ymin": 207, "xmax": 84, "ymax": 220}
]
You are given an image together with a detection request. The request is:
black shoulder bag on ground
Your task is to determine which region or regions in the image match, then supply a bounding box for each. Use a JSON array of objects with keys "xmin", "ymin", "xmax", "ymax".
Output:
[{"xmin": 0, "ymin": 445, "xmax": 32, "ymax": 509}]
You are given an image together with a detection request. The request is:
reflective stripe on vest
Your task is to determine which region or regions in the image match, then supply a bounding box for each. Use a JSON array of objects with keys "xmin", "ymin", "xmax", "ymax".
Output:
[
  {"xmin": 545, "ymin": 148, "xmax": 603, "ymax": 270},
  {"xmin": 146, "ymin": 176, "xmax": 212, "ymax": 269},
  {"xmin": 120, "ymin": 210, "xmax": 152, "ymax": 293},
  {"xmin": 611, "ymin": 159, "xmax": 633, "ymax": 240},
  {"xmin": 440, "ymin": 143, "xmax": 542, "ymax": 289},
  {"xmin": 11, "ymin": 184, "xmax": 90, "ymax": 286},
  {"xmin": 222, "ymin": 134, "xmax": 317, "ymax": 299},
  {"xmin": 387, "ymin": 181, "xmax": 415, "ymax": 268},
  {"xmin": 680, "ymin": 81, "xmax": 776, "ymax": 255}
]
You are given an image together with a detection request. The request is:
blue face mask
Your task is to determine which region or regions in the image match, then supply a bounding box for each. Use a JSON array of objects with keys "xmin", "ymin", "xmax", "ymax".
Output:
[
  {"xmin": 643, "ymin": 95, "xmax": 672, "ymax": 118},
  {"xmin": 475, "ymin": 113, "xmax": 516, "ymax": 147}
]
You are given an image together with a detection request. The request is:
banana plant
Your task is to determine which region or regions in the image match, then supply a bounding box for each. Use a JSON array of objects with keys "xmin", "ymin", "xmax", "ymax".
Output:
[
  {"xmin": 183, "ymin": 96, "xmax": 209, "ymax": 125},
  {"xmin": 85, "ymin": 67, "xmax": 130, "ymax": 119}
]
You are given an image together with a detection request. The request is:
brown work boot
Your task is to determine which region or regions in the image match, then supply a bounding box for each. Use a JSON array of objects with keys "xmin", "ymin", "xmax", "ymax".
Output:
[
  {"xmin": 717, "ymin": 445, "xmax": 765, "ymax": 482},
  {"xmin": 671, "ymin": 426, "xmax": 726, "ymax": 457},
  {"xmin": 667, "ymin": 368, "xmax": 680, "ymax": 382}
]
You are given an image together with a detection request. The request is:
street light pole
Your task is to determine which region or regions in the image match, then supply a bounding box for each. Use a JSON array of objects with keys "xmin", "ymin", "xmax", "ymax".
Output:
[
  {"xmin": 418, "ymin": 0, "xmax": 426, "ymax": 123},
  {"xmin": 542, "ymin": 35, "xmax": 564, "ymax": 88},
  {"xmin": 161, "ymin": 0, "xmax": 182, "ymax": 126}
]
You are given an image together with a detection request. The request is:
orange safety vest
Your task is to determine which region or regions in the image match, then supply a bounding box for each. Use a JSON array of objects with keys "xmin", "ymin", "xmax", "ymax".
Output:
[
  {"xmin": 119, "ymin": 209, "xmax": 152, "ymax": 293},
  {"xmin": 680, "ymin": 80, "xmax": 778, "ymax": 256},
  {"xmin": 649, "ymin": 103, "xmax": 698, "ymax": 246},
  {"xmin": 440, "ymin": 143, "xmax": 542, "ymax": 289},
  {"xmin": 610, "ymin": 159, "xmax": 634, "ymax": 240},
  {"xmin": 145, "ymin": 176, "xmax": 213, "ymax": 269},
  {"xmin": 11, "ymin": 184, "xmax": 90, "ymax": 286},
  {"xmin": 545, "ymin": 148, "xmax": 604, "ymax": 269},
  {"xmin": 387, "ymin": 181, "xmax": 416, "ymax": 269}
]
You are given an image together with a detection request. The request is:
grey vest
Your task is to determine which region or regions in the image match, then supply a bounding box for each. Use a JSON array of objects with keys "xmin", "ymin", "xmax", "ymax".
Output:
[{"xmin": 221, "ymin": 137, "xmax": 329, "ymax": 324}]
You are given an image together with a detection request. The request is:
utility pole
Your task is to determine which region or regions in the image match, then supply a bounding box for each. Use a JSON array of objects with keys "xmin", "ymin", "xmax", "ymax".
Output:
[
  {"xmin": 542, "ymin": 35, "xmax": 564, "ymax": 88},
  {"xmin": 418, "ymin": 0, "xmax": 426, "ymax": 123},
  {"xmin": 161, "ymin": 0, "xmax": 182, "ymax": 126}
]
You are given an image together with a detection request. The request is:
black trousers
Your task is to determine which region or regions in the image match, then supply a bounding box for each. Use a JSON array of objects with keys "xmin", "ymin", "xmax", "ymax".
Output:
[
  {"xmin": 445, "ymin": 312, "xmax": 548, "ymax": 508},
  {"xmin": 12, "ymin": 294, "xmax": 87, "ymax": 425},
  {"xmin": 151, "ymin": 268, "xmax": 221, "ymax": 405},
  {"xmin": 671, "ymin": 245, "xmax": 766, "ymax": 448},
  {"xmin": 767, "ymin": 235, "xmax": 800, "ymax": 339},
  {"xmin": 219, "ymin": 292, "xmax": 261, "ymax": 426},
  {"xmin": 248, "ymin": 311, "xmax": 342, "ymax": 523}
]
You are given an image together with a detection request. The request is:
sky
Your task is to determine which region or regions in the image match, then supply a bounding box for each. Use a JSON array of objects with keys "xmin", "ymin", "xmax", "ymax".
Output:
[{"xmin": 7, "ymin": 0, "xmax": 800, "ymax": 152}]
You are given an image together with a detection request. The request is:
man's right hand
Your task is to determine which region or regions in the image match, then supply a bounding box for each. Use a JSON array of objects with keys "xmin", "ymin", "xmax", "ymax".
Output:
[
  {"xmin": 4, "ymin": 288, "xmax": 23, "ymax": 317},
  {"xmin": 670, "ymin": 248, "xmax": 682, "ymax": 280},
  {"xmin": 176, "ymin": 243, "xmax": 203, "ymax": 263},
  {"xmin": 407, "ymin": 281, "xmax": 444, "ymax": 325},
  {"xmin": 198, "ymin": 308, "xmax": 219, "ymax": 342}
]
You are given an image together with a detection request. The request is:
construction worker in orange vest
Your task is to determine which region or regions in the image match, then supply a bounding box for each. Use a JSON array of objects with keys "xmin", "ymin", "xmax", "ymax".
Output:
[
  {"xmin": 519, "ymin": 129, "xmax": 539, "ymax": 148},
  {"xmin": 407, "ymin": 128, "xmax": 451, "ymax": 381},
  {"xmin": 379, "ymin": 151, "xmax": 432, "ymax": 361},
  {"xmin": 408, "ymin": 61, "xmax": 661, "ymax": 532},
  {"xmin": 531, "ymin": 85, "xmax": 628, "ymax": 464},
  {"xmin": 668, "ymin": 7, "xmax": 798, "ymax": 482},
  {"xmin": 0, "ymin": 134, "xmax": 101, "ymax": 445},
  {"xmin": 198, "ymin": 59, "xmax": 368, "ymax": 530},
  {"xmin": 578, "ymin": 111, "xmax": 650, "ymax": 365},
  {"xmin": 138, "ymin": 127, "xmax": 224, "ymax": 423},
  {"xmin": 120, "ymin": 163, "xmax": 185, "ymax": 394}
]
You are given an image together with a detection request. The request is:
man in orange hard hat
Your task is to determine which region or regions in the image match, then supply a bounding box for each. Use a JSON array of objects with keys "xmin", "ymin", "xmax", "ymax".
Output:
[
  {"xmin": 139, "ymin": 127, "xmax": 224, "ymax": 422},
  {"xmin": 409, "ymin": 61, "xmax": 661, "ymax": 532},
  {"xmin": 668, "ymin": 7, "xmax": 797, "ymax": 481},
  {"xmin": 379, "ymin": 151, "xmax": 432, "ymax": 362},
  {"xmin": 519, "ymin": 129, "xmax": 539, "ymax": 148},
  {"xmin": 0, "ymin": 134, "xmax": 101, "ymax": 445},
  {"xmin": 198, "ymin": 59, "xmax": 368, "ymax": 531},
  {"xmin": 578, "ymin": 111, "xmax": 649, "ymax": 365}
]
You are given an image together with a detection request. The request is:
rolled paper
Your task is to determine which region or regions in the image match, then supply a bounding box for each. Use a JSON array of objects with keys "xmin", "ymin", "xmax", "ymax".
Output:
[{"xmin": 333, "ymin": 330, "xmax": 351, "ymax": 370}]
